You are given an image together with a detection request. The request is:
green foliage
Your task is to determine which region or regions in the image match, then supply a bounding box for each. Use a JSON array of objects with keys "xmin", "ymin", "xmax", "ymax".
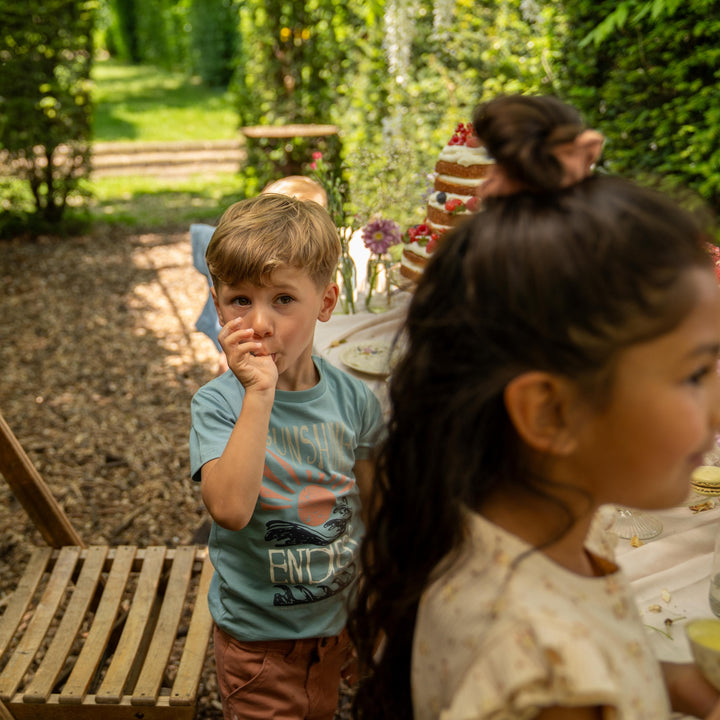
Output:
[
  {"xmin": 579, "ymin": 0, "xmax": 714, "ymax": 46},
  {"xmin": 0, "ymin": 0, "xmax": 96, "ymax": 233},
  {"xmin": 232, "ymin": 0, "xmax": 366, "ymax": 192},
  {"xmin": 106, "ymin": 0, "xmax": 139, "ymax": 61},
  {"xmin": 187, "ymin": 0, "xmax": 240, "ymax": 87},
  {"xmin": 98, "ymin": 0, "xmax": 240, "ymax": 88},
  {"xmin": 560, "ymin": 0, "xmax": 720, "ymax": 211},
  {"xmin": 102, "ymin": 0, "xmax": 190, "ymax": 69},
  {"xmin": 234, "ymin": 0, "xmax": 562, "ymax": 216}
]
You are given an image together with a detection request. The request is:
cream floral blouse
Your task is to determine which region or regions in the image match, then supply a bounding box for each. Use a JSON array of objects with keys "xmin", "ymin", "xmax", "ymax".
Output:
[{"xmin": 412, "ymin": 510, "xmax": 670, "ymax": 720}]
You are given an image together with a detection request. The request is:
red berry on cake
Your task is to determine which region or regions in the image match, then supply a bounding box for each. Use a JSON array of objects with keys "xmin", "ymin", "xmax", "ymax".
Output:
[{"xmin": 466, "ymin": 196, "xmax": 480, "ymax": 212}]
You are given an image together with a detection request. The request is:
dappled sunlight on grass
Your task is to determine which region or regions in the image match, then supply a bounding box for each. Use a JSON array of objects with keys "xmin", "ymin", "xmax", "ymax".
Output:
[
  {"xmin": 85, "ymin": 173, "xmax": 244, "ymax": 228},
  {"xmin": 92, "ymin": 59, "xmax": 238, "ymax": 143}
]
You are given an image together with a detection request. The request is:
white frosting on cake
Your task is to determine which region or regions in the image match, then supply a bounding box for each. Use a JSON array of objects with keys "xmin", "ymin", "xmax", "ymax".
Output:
[
  {"xmin": 436, "ymin": 173, "xmax": 482, "ymax": 188},
  {"xmin": 403, "ymin": 242, "xmax": 433, "ymax": 260},
  {"xmin": 437, "ymin": 144, "xmax": 494, "ymax": 167},
  {"xmin": 401, "ymin": 246, "xmax": 429, "ymax": 275}
]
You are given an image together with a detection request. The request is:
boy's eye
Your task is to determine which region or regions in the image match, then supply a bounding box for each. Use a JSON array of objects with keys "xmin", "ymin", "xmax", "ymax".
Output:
[
  {"xmin": 231, "ymin": 296, "xmax": 251, "ymax": 306},
  {"xmin": 276, "ymin": 294, "xmax": 294, "ymax": 305}
]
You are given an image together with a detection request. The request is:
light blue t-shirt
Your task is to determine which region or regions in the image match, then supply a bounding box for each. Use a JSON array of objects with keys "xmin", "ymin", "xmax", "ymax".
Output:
[{"xmin": 190, "ymin": 355, "xmax": 384, "ymax": 641}]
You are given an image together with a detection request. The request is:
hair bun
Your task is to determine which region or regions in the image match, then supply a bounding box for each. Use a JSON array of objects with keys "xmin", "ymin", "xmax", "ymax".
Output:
[{"xmin": 473, "ymin": 95, "xmax": 585, "ymax": 193}]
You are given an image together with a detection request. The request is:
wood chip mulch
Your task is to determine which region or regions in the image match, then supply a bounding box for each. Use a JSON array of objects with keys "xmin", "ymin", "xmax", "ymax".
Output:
[{"xmin": 0, "ymin": 224, "xmax": 223, "ymax": 717}]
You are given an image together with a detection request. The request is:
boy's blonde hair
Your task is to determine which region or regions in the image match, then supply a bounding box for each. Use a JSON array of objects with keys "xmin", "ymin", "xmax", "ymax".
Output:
[{"xmin": 206, "ymin": 194, "xmax": 341, "ymax": 288}]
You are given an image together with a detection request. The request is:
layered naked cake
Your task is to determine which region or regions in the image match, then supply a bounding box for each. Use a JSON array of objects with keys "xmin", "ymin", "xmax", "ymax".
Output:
[
  {"xmin": 400, "ymin": 123, "xmax": 494, "ymax": 282},
  {"xmin": 400, "ymin": 223, "xmax": 435, "ymax": 283}
]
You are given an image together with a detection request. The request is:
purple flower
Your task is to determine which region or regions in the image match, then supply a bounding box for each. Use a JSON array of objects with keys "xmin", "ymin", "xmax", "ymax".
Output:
[{"xmin": 362, "ymin": 218, "xmax": 401, "ymax": 254}]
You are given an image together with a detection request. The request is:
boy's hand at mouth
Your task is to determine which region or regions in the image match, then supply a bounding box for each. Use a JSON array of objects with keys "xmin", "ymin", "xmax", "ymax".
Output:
[{"xmin": 219, "ymin": 320, "xmax": 278, "ymax": 392}]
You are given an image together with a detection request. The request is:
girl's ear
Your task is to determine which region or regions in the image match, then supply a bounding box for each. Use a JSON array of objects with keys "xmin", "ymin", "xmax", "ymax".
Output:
[
  {"xmin": 504, "ymin": 372, "xmax": 579, "ymax": 455},
  {"xmin": 318, "ymin": 282, "xmax": 339, "ymax": 322}
]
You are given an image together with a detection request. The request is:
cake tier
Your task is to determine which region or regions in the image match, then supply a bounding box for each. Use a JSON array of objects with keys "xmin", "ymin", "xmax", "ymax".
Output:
[
  {"xmin": 434, "ymin": 174, "xmax": 484, "ymax": 195},
  {"xmin": 435, "ymin": 159, "xmax": 492, "ymax": 179},
  {"xmin": 399, "ymin": 262, "xmax": 423, "ymax": 283},
  {"xmin": 402, "ymin": 246, "xmax": 429, "ymax": 265},
  {"xmin": 427, "ymin": 204, "xmax": 465, "ymax": 228}
]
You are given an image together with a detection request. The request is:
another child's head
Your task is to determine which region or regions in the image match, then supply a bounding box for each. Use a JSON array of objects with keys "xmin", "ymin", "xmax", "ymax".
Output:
[
  {"xmin": 261, "ymin": 175, "xmax": 328, "ymax": 208},
  {"xmin": 206, "ymin": 193, "xmax": 340, "ymax": 291}
]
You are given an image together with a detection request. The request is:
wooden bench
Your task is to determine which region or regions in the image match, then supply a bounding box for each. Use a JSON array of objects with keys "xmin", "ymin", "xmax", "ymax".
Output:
[
  {"xmin": 241, "ymin": 123, "xmax": 339, "ymax": 176},
  {"xmin": 0, "ymin": 411, "xmax": 214, "ymax": 720}
]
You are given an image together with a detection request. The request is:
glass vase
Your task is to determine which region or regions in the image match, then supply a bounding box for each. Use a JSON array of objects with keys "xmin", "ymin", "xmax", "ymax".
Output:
[
  {"xmin": 365, "ymin": 255, "xmax": 394, "ymax": 313},
  {"xmin": 336, "ymin": 248, "xmax": 357, "ymax": 314}
]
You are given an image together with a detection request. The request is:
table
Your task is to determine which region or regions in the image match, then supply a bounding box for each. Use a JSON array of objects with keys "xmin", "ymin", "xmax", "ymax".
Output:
[
  {"xmin": 313, "ymin": 295, "xmax": 410, "ymax": 416},
  {"xmin": 614, "ymin": 502, "xmax": 720, "ymax": 663}
]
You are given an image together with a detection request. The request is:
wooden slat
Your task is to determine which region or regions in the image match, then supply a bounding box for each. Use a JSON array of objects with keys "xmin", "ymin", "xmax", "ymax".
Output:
[
  {"xmin": 241, "ymin": 123, "xmax": 338, "ymax": 139},
  {"xmin": 8, "ymin": 693, "xmax": 196, "ymax": 720},
  {"xmin": 94, "ymin": 546, "xmax": 166, "ymax": 704},
  {"xmin": 23, "ymin": 546, "xmax": 108, "ymax": 703},
  {"xmin": 170, "ymin": 553, "xmax": 214, "ymax": 706},
  {"xmin": 59, "ymin": 546, "xmax": 137, "ymax": 705},
  {"xmin": 131, "ymin": 546, "xmax": 196, "ymax": 706},
  {"xmin": 0, "ymin": 411, "xmax": 84, "ymax": 549},
  {"xmin": 0, "ymin": 698, "xmax": 14, "ymax": 720},
  {"xmin": 0, "ymin": 547, "xmax": 80, "ymax": 701},
  {"xmin": 0, "ymin": 547, "xmax": 51, "ymax": 657}
]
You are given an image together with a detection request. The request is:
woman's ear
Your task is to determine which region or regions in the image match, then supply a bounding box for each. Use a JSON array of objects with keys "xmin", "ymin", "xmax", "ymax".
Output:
[
  {"xmin": 504, "ymin": 372, "xmax": 579, "ymax": 455},
  {"xmin": 318, "ymin": 282, "xmax": 339, "ymax": 322}
]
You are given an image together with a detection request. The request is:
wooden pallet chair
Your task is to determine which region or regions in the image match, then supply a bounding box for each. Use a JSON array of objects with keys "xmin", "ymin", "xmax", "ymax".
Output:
[{"xmin": 0, "ymin": 411, "xmax": 214, "ymax": 719}]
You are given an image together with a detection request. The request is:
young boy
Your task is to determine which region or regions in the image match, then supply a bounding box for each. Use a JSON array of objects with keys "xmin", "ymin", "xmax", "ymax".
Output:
[{"xmin": 189, "ymin": 193, "xmax": 384, "ymax": 720}]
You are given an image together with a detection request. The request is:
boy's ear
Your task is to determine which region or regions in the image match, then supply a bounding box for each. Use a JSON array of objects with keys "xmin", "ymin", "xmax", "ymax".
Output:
[
  {"xmin": 211, "ymin": 286, "xmax": 225, "ymax": 326},
  {"xmin": 317, "ymin": 282, "xmax": 339, "ymax": 322},
  {"xmin": 504, "ymin": 372, "xmax": 579, "ymax": 456}
]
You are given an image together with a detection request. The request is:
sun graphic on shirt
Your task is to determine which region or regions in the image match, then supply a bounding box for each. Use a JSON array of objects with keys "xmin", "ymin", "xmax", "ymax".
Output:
[
  {"xmin": 296, "ymin": 485, "xmax": 336, "ymax": 526},
  {"xmin": 259, "ymin": 449, "xmax": 354, "ymax": 525}
]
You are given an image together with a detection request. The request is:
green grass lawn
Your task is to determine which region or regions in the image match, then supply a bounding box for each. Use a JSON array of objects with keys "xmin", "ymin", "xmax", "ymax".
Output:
[
  {"xmin": 87, "ymin": 58, "xmax": 243, "ymax": 228},
  {"xmin": 93, "ymin": 59, "xmax": 239, "ymax": 143},
  {"xmin": 88, "ymin": 175, "xmax": 243, "ymax": 229}
]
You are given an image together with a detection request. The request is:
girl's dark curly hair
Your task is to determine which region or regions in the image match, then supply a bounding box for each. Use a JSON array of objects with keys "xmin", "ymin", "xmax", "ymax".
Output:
[{"xmin": 349, "ymin": 94, "xmax": 713, "ymax": 720}]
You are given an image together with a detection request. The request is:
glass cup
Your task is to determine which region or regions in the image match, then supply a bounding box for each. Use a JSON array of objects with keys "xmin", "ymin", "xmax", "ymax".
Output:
[{"xmin": 709, "ymin": 525, "xmax": 720, "ymax": 617}]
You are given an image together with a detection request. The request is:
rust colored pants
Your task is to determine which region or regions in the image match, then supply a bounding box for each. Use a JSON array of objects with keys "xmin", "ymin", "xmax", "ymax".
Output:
[{"xmin": 214, "ymin": 624, "xmax": 354, "ymax": 720}]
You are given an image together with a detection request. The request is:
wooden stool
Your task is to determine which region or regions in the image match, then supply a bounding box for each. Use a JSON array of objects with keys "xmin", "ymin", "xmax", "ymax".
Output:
[
  {"xmin": 241, "ymin": 123, "xmax": 339, "ymax": 176},
  {"xmin": 0, "ymin": 411, "xmax": 214, "ymax": 719}
]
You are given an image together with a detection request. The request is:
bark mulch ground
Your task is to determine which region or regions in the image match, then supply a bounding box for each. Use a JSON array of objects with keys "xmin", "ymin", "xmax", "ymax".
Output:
[{"xmin": 0, "ymin": 224, "xmax": 224, "ymax": 717}]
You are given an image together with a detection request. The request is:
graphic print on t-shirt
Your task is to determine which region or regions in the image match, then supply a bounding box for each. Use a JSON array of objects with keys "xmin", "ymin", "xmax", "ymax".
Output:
[{"xmin": 261, "ymin": 444, "xmax": 359, "ymax": 607}]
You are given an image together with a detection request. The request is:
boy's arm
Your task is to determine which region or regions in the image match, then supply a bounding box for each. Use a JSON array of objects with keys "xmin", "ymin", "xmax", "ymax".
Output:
[
  {"xmin": 201, "ymin": 321, "xmax": 278, "ymax": 531},
  {"xmin": 354, "ymin": 456, "xmax": 376, "ymax": 526},
  {"xmin": 200, "ymin": 386, "xmax": 274, "ymax": 531}
]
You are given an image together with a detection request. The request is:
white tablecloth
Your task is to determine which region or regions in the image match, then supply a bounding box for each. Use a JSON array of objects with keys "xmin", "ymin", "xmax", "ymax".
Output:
[
  {"xmin": 614, "ymin": 502, "xmax": 720, "ymax": 663},
  {"xmin": 313, "ymin": 294, "xmax": 411, "ymax": 416}
]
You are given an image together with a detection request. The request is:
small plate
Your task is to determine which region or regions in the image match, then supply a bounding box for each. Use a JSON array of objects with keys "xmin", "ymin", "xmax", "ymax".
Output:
[{"xmin": 339, "ymin": 341, "xmax": 394, "ymax": 377}]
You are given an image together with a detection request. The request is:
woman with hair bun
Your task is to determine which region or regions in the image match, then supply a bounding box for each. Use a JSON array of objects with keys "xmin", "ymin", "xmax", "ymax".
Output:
[{"xmin": 349, "ymin": 95, "xmax": 720, "ymax": 720}]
